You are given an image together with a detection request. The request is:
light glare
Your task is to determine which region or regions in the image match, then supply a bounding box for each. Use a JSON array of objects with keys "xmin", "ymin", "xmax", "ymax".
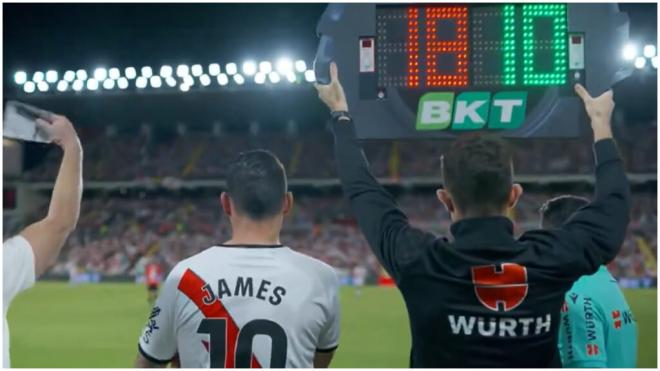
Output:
[
  {"xmin": 643, "ymin": 44, "xmax": 656, "ymax": 58},
  {"xmin": 46, "ymin": 70, "xmax": 58, "ymax": 83},
  {"xmin": 200, "ymin": 74, "xmax": 211, "ymax": 86},
  {"xmin": 242, "ymin": 61, "xmax": 257, "ymax": 76},
  {"xmin": 226, "ymin": 63, "xmax": 238, "ymax": 75},
  {"xmin": 94, "ymin": 68, "xmax": 108, "ymax": 81},
  {"xmin": 24, "ymin": 81, "xmax": 36, "ymax": 93},
  {"xmin": 295, "ymin": 60, "xmax": 307, "ymax": 73},
  {"xmin": 117, "ymin": 77, "xmax": 129, "ymax": 89},
  {"xmin": 622, "ymin": 44, "xmax": 637, "ymax": 61},
  {"xmin": 191, "ymin": 64, "xmax": 203, "ymax": 76},
  {"xmin": 14, "ymin": 71, "xmax": 27, "ymax": 85},
  {"xmin": 125, "ymin": 67, "xmax": 137, "ymax": 79},
  {"xmin": 109, "ymin": 68, "xmax": 121, "ymax": 80},
  {"xmin": 209, "ymin": 63, "xmax": 221, "ymax": 76}
]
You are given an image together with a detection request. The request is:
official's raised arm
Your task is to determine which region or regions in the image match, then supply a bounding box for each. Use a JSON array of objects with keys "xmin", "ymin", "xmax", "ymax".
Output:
[{"xmin": 315, "ymin": 63, "xmax": 436, "ymax": 281}]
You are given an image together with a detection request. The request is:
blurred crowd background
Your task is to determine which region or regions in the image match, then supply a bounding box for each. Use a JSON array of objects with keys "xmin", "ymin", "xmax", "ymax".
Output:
[{"xmin": 5, "ymin": 122, "xmax": 657, "ymax": 288}]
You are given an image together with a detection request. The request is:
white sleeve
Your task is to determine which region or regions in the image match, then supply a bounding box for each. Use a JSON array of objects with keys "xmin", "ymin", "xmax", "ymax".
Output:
[
  {"xmin": 138, "ymin": 265, "xmax": 183, "ymax": 364},
  {"xmin": 3, "ymin": 236, "xmax": 36, "ymax": 312},
  {"xmin": 317, "ymin": 271, "xmax": 340, "ymax": 352}
]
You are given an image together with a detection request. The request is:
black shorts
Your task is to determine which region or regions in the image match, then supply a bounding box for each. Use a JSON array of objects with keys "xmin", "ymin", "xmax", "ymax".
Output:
[{"xmin": 147, "ymin": 283, "xmax": 159, "ymax": 292}]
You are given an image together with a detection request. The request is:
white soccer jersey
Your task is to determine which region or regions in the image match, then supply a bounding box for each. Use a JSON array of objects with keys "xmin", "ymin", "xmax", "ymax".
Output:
[
  {"xmin": 3, "ymin": 236, "xmax": 36, "ymax": 368},
  {"xmin": 138, "ymin": 245, "xmax": 340, "ymax": 368}
]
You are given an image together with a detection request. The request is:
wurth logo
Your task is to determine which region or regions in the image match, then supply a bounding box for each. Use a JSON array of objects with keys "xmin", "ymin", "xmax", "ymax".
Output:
[
  {"xmin": 586, "ymin": 344, "xmax": 600, "ymax": 356},
  {"xmin": 471, "ymin": 263, "xmax": 528, "ymax": 312},
  {"xmin": 447, "ymin": 314, "xmax": 552, "ymax": 337}
]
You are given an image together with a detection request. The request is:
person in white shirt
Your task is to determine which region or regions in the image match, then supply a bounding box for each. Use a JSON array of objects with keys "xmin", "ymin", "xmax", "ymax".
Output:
[
  {"xmin": 135, "ymin": 150, "xmax": 340, "ymax": 368},
  {"xmin": 3, "ymin": 115, "xmax": 83, "ymax": 367}
]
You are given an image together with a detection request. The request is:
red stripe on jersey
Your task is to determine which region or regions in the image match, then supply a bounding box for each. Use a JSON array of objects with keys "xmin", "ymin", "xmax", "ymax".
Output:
[{"xmin": 178, "ymin": 269, "xmax": 262, "ymax": 368}]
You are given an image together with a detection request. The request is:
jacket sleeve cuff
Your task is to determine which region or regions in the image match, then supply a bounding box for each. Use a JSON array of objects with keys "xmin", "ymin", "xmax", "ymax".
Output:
[
  {"xmin": 331, "ymin": 118, "xmax": 357, "ymax": 139},
  {"xmin": 593, "ymin": 138, "xmax": 620, "ymax": 166}
]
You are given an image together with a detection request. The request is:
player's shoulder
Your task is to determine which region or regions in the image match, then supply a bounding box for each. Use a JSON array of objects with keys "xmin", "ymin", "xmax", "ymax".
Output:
[
  {"xmin": 281, "ymin": 248, "xmax": 339, "ymax": 285},
  {"xmin": 163, "ymin": 247, "xmax": 216, "ymax": 279}
]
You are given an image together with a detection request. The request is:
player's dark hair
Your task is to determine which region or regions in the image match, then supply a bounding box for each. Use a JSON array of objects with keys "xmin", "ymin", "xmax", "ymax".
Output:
[
  {"xmin": 539, "ymin": 195, "xmax": 590, "ymax": 229},
  {"xmin": 441, "ymin": 133, "xmax": 514, "ymax": 216},
  {"xmin": 226, "ymin": 149, "xmax": 287, "ymax": 221}
]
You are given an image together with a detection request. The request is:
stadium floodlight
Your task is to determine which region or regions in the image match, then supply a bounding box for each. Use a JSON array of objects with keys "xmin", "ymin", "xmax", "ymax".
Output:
[
  {"xmin": 165, "ymin": 76, "xmax": 177, "ymax": 87},
  {"xmin": 643, "ymin": 44, "xmax": 656, "ymax": 58},
  {"xmin": 72, "ymin": 80, "xmax": 84, "ymax": 92},
  {"xmin": 622, "ymin": 43, "xmax": 637, "ymax": 61},
  {"xmin": 94, "ymin": 68, "xmax": 108, "ymax": 81},
  {"xmin": 254, "ymin": 72, "xmax": 266, "ymax": 84},
  {"xmin": 103, "ymin": 79, "xmax": 115, "ymax": 90},
  {"xmin": 117, "ymin": 77, "xmax": 129, "ymax": 90},
  {"xmin": 652, "ymin": 56, "xmax": 658, "ymax": 69},
  {"xmin": 86, "ymin": 79, "xmax": 99, "ymax": 91},
  {"xmin": 46, "ymin": 70, "xmax": 58, "ymax": 83},
  {"xmin": 226, "ymin": 63, "xmax": 238, "ymax": 75},
  {"xmin": 233, "ymin": 74, "xmax": 245, "ymax": 85},
  {"xmin": 57, "ymin": 80, "xmax": 69, "ymax": 92},
  {"xmin": 76, "ymin": 69, "xmax": 88, "ymax": 80},
  {"xmin": 176, "ymin": 64, "xmax": 189, "ymax": 77},
  {"xmin": 285, "ymin": 71, "xmax": 297, "ymax": 83},
  {"xmin": 125, "ymin": 67, "xmax": 137, "ymax": 79},
  {"xmin": 14, "ymin": 71, "xmax": 27, "ymax": 85},
  {"xmin": 295, "ymin": 60, "xmax": 307, "ymax": 73},
  {"xmin": 63, "ymin": 70, "xmax": 76, "ymax": 82},
  {"xmin": 109, "ymin": 68, "xmax": 121, "ymax": 80},
  {"xmin": 304, "ymin": 69, "xmax": 316, "ymax": 82},
  {"xmin": 268, "ymin": 71, "xmax": 281, "ymax": 84},
  {"xmin": 200, "ymin": 74, "xmax": 211, "ymax": 86},
  {"xmin": 183, "ymin": 75, "xmax": 194, "ymax": 86},
  {"xmin": 23, "ymin": 81, "xmax": 36, "ymax": 93},
  {"xmin": 179, "ymin": 83, "xmax": 190, "ymax": 92},
  {"xmin": 276, "ymin": 58, "xmax": 293, "ymax": 75},
  {"xmin": 191, "ymin": 64, "xmax": 203, "ymax": 77},
  {"xmin": 242, "ymin": 61, "xmax": 257, "ymax": 76},
  {"xmin": 209, "ymin": 63, "xmax": 221, "ymax": 76},
  {"xmin": 37, "ymin": 81, "xmax": 49, "ymax": 92},
  {"xmin": 259, "ymin": 61, "xmax": 272, "ymax": 73},
  {"xmin": 634, "ymin": 56, "xmax": 646, "ymax": 69},
  {"xmin": 150, "ymin": 76, "xmax": 162, "ymax": 88},
  {"xmin": 33, "ymin": 71, "xmax": 45, "ymax": 83},
  {"xmin": 159, "ymin": 65, "xmax": 173, "ymax": 78},
  {"xmin": 136, "ymin": 76, "xmax": 148, "ymax": 89},
  {"xmin": 217, "ymin": 73, "xmax": 229, "ymax": 86},
  {"xmin": 141, "ymin": 66, "xmax": 153, "ymax": 78}
]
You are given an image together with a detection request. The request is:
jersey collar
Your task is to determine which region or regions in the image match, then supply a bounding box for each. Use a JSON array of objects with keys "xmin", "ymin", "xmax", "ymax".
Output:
[
  {"xmin": 218, "ymin": 244, "xmax": 285, "ymax": 249},
  {"xmin": 450, "ymin": 216, "xmax": 516, "ymax": 245}
]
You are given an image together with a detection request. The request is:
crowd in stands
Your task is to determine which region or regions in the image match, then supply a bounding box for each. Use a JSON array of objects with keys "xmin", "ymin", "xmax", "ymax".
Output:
[
  {"xmin": 20, "ymin": 122, "xmax": 656, "ymax": 182},
  {"xmin": 7, "ymin": 190, "xmax": 656, "ymax": 285}
]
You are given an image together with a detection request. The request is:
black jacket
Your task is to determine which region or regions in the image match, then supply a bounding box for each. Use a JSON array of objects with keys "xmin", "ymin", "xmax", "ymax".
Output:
[{"xmin": 332, "ymin": 119, "xmax": 631, "ymax": 367}]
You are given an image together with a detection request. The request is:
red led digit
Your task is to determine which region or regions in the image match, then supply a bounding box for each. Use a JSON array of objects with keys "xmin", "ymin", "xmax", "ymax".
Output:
[
  {"xmin": 424, "ymin": 6, "xmax": 469, "ymax": 87},
  {"xmin": 406, "ymin": 7, "xmax": 420, "ymax": 88}
]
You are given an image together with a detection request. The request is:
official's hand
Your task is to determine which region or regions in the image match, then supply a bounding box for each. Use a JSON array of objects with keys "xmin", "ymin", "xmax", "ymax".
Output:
[
  {"xmin": 314, "ymin": 62, "xmax": 349, "ymax": 113},
  {"xmin": 36, "ymin": 115, "xmax": 81, "ymax": 151},
  {"xmin": 574, "ymin": 83, "xmax": 614, "ymax": 141}
]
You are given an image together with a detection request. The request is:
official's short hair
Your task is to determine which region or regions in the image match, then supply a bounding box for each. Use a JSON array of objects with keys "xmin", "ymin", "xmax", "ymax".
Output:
[
  {"xmin": 226, "ymin": 150, "xmax": 287, "ymax": 220},
  {"xmin": 441, "ymin": 133, "xmax": 514, "ymax": 216},
  {"xmin": 539, "ymin": 195, "xmax": 590, "ymax": 229}
]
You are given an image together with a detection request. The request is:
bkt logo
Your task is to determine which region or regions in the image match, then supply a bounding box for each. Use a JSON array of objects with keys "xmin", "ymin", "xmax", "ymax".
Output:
[
  {"xmin": 471, "ymin": 263, "xmax": 528, "ymax": 312},
  {"xmin": 416, "ymin": 91, "xmax": 527, "ymax": 131}
]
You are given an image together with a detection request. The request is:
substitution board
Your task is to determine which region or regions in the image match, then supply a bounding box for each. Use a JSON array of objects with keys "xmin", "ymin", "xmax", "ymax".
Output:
[{"xmin": 314, "ymin": 4, "xmax": 630, "ymax": 138}]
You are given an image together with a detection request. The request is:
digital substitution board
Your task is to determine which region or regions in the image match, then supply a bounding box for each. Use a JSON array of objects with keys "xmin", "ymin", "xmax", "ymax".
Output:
[{"xmin": 314, "ymin": 4, "xmax": 631, "ymax": 138}]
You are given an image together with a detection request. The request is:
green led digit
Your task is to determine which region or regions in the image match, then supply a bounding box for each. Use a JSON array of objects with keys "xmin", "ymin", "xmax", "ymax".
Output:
[
  {"xmin": 502, "ymin": 5, "xmax": 516, "ymax": 85},
  {"xmin": 522, "ymin": 4, "xmax": 568, "ymax": 86}
]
